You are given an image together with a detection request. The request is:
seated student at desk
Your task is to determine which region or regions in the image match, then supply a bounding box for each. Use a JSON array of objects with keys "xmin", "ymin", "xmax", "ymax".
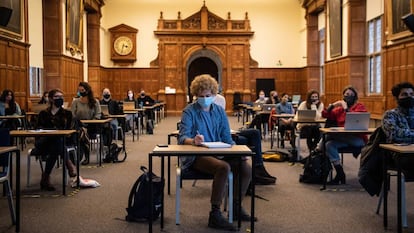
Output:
[
  {"xmin": 71, "ymin": 82, "xmax": 107, "ymax": 165},
  {"xmin": 247, "ymin": 90, "xmax": 271, "ymax": 136},
  {"xmin": 275, "ymin": 93, "xmax": 295, "ymax": 148},
  {"xmin": 315, "ymin": 85, "xmax": 367, "ymax": 185},
  {"xmin": 124, "ymin": 89, "xmax": 137, "ymax": 132},
  {"xmin": 382, "ymin": 82, "xmax": 414, "ymax": 180},
  {"xmin": 137, "ymin": 89, "xmax": 155, "ymax": 134},
  {"xmin": 38, "ymin": 91, "xmax": 49, "ymax": 104},
  {"xmin": 295, "ymin": 89, "xmax": 324, "ymax": 152},
  {"xmin": 0, "ymin": 89, "xmax": 22, "ymax": 129},
  {"xmin": 35, "ymin": 88, "xmax": 76, "ymax": 191},
  {"xmin": 100, "ymin": 87, "xmax": 123, "ymax": 137},
  {"xmin": 179, "ymin": 74, "xmax": 254, "ymax": 231}
]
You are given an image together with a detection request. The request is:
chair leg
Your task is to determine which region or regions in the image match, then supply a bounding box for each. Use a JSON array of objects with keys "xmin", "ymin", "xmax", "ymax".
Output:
[
  {"xmin": 228, "ymin": 172, "xmax": 233, "ymax": 223},
  {"xmin": 401, "ymin": 176, "xmax": 407, "ymax": 228}
]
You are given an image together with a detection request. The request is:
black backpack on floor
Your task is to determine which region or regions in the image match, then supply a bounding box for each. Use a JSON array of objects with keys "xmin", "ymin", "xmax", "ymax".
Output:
[
  {"xmin": 299, "ymin": 150, "xmax": 332, "ymax": 184},
  {"xmin": 125, "ymin": 166, "xmax": 164, "ymax": 222},
  {"xmin": 103, "ymin": 142, "xmax": 126, "ymax": 163}
]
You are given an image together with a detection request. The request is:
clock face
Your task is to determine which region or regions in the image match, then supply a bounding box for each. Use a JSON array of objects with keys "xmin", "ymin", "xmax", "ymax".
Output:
[{"xmin": 113, "ymin": 36, "xmax": 134, "ymax": 55}]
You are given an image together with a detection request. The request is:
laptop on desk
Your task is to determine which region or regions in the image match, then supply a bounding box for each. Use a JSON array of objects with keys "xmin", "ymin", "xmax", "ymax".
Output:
[
  {"xmin": 100, "ymin": 105, "xmax": 109, "ymax": 116},
  {"xmin": 297, "ymin": 109, "xmax": 317, "ymax": 121},
  {"xmin": 262, "ymin": 104, "xmax": 276, "ymax": 113},
  {"xmin": 253, "ymin": 103, "xmax": 263, "ymax": 110},
  {"xmin": 344, "ymin": 112, "xmax": 370, "ymax": 130},
  {"xmin": 291, "ymin": 95, "xmax": 301, "ymax": 105},
  {"xmin": 123, "ymin": 101, "xmax": 136, "ymax": 111}
]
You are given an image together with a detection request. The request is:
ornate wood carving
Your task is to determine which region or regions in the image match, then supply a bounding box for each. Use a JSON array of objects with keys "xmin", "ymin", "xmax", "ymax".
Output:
[{"xmin": 152, "ymin": 3, "xmax": 256, "ymax": 114}]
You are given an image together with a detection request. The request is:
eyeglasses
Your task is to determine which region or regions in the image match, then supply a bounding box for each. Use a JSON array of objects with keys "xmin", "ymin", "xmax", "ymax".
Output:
[{"xmin": 53, "ymin": 95, "xmax": 64, "ymax": 99}]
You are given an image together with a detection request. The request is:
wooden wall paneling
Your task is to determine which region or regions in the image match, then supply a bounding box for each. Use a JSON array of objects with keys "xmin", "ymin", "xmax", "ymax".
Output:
[
  {"xmin": 42, "ymin": 0, "xmax": 61, "ymax": 55},
  {"xmin": 87, "ymin": 12, "xmax": 101, "ymax": 66}
]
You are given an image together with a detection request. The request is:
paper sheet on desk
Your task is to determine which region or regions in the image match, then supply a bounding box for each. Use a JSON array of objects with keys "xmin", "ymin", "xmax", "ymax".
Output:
[
  {"xmin": 201, "ymin": 142, "xmax": 232, "ymax": 148},
  {"xmin": 29, "ymin": 129, "xmax": 57, "ymax": 133}
]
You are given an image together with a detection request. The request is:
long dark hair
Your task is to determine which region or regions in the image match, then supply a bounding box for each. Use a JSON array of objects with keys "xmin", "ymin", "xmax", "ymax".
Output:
[
  {"xmin": 0, "ymin": 89, "xmax": 17, "ymax": 113},
  {"xmin": 305, "ymin": 89, "xmax": 321, "ymax": 109},
  {"xmin": 78, "ymin": 82, "xmax": 96, "ymax": 109}
]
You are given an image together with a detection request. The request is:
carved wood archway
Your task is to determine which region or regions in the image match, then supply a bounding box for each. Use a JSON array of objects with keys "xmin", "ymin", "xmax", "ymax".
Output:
[{"xmin": 151, "ymin": 3, "xmax": 257, "ymax": 114}]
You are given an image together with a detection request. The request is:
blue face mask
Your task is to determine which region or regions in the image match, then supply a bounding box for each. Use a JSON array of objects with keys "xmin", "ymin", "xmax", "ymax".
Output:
[{"xmin": 197, "ymin": 96, "xmax": 215, "ymax": 108}]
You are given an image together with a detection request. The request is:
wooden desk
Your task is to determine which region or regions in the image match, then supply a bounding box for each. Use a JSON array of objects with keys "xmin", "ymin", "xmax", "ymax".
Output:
[
  {"xmin": 379, "ymin": 143, "xmax": 414, "ymax": 233},
  {"xmin": 10, "ymin": 130, "xmax": 78, "ymax": 196},
  {"xmin": 81, "ymin": 119, "xmax": 112, "ymax": 166},
  {"xmin": 148, "ymin": 145, "xmax": 255, "ymax": 233},
  {"xmin": 319, "ymin": 127, "xmax": 376, "ymax": 190},
  {"xmin": 0, "ymin": 146, "xmax": 20, "ymax": 232}
]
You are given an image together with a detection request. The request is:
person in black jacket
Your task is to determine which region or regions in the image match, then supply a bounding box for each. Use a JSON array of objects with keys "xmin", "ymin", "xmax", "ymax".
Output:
[
  {"xmin": 100, "ymin": 87, "xmax": 123, "ymax": 138},
  {"xmin": 137, "ymin": 89, "xmax": 155, "ymax": 134},
  {"xmin": 35, "ymin": 88, "xmax": 76, "ymax": 191}
]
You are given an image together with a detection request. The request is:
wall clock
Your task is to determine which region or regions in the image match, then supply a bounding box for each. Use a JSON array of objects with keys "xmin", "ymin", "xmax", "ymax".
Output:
[
  {"xmin": 114, "ymin": 36, "xmax": 133, "ymax": 56},
  {"xmin": 109, "ymin": 24, "xmax": 138, "ymax": 63}
]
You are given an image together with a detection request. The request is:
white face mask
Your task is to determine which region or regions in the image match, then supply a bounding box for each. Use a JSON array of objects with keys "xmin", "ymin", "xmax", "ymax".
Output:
[
  {"xmin": 128, "ymin": 93, "xmax": 133, "ymax": 98},
  {"xmin": 259, "ymin": 94, "xmax": 265, "ymax": 99}
]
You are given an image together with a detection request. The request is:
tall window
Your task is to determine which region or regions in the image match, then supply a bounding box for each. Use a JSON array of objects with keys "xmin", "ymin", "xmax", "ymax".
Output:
[
  {"xmin": 367, "ymin": 17, "xmax": 382, "ymax": 94},
  {"xmin": 29, "ymin": 67, "xmax": 43, "ymax": 96},
  {"xmin": 319, "ymin": 28, "xmax": 325, "ymax": 94}
]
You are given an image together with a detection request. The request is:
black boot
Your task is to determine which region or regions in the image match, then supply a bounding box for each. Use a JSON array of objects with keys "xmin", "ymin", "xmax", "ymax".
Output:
[
  {"xmin": 328, "ymin": 164, "xmax": 346, "ymax": 185},
  {"xmin": 255, "ymin": 165, "xmax": 276, "ymax": 181},
  {"xmin": 81, "ymin": 150, "xmax": 90, "ymax": 165},
  {"xmin": 40, "ymin": 173, "xmax": 55, "ymax": 191}
]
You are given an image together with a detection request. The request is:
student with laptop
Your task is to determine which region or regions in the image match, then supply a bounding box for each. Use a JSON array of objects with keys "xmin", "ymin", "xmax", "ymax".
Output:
[
  {"xmin": 248, "ymin": 90, "xmax": 272, "ymax": 136},
  {"xmin": 316, "ymin": 85, "xmax": 368, "ymax": 185},
  {"xmin": 275, "ymin": 93, "xmax": 295, "ymax": 148},
  {"xmin": 382, "ymin": 82, "xmax": 414, "ymax": 180},
  {"xmin": 100, "ymin": 87, "xmax": 123, "ymax": 137},
  {"xmin": 295, "ymin": 89, "xmax": 324, "ymax": 151}
]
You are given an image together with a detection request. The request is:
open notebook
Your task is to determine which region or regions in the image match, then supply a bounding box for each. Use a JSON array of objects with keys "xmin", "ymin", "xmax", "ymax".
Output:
[{"xmin": 201, "ymin": 142, "xmax": 232, "ymax": 148}]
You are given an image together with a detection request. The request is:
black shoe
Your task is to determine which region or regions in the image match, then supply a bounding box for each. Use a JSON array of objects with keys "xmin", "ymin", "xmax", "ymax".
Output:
[
  {"xmin": 255, "ymin": 165, "xmax": 277, "ymax": 180},
  {"xmin": 255, "ymin": 175, "xmax": 276, "ymax": 185},
  {"xmin": 81, "ymin": 159, "xmax": 89, "ymax": 165},
  {"xmin": 327, "ymin": 164, "xmax": 346, "ymax": 185},
  {"xmin": 208, "ymin": 210, "xmax": 237, "ymax": 231},
  {"xmin": 233, "ymin": 207, "xmax": 258, "ymax": 222}
]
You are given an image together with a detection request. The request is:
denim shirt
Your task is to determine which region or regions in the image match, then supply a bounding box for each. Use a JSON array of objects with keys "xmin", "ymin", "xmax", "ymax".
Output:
[
  {"xmin": 178, "ymin": 102, "xmax": 235, "ymax": 170},
  {"xmin": 382, "ymin": 106, "xmax": 414, "ymax": 143}
]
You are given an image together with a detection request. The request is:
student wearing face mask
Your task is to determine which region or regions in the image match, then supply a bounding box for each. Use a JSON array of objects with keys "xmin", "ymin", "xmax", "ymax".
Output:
[
  {"xmin": 316, "ymin": 85, "xmax": 368, "ymax": 185},
  {"xmin": 295, "ymin": 89, "xmax": 324, "ymax": 151},
  {"xmin": 382, "ymin": 82, "xmax": 414, "ymax": 180},
  {"xmin": 34, "ymin": 89, "xmax": 76, "ymax": 191},
  {"xmin": 71, "ymin": 82, "xmax": 102, "ymax": 165},
  {"xmin": 179, "ymin": 74, "xmax": 254, "ymax": 231},
  {"xmin": 137, "ymin": 89, "xmax": 155, "ymax": 134},
  {"xmin": 100, "ymin": 88, "xmax": 123, "ymax": 137},
  {"xmin": 38, "ymin": 91, "xmax": 49, "ymax": 104}
]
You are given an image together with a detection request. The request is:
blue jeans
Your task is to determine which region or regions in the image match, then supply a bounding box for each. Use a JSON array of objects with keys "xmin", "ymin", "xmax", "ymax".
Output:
[
  {"xmin": 318, "ymin": 134, "xmax": 365, "ymax": 162},
  {"xmin": 235, "ymin": 128, "xmax": 263, "ymax": 166}
]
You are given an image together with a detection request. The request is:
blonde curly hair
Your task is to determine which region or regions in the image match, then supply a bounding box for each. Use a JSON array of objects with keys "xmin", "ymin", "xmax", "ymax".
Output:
[{"xmin": 190, "ymin": 74, "xmax": 218, "ymax": 96}]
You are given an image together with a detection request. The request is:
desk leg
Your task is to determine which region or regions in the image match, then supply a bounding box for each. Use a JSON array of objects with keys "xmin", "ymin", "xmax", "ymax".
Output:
[
  {"xmin": 167, "ymin": 135, "xmax": 171, "ymax": 195},
  {"xmin": 383, "ymin": 153, "xmax": 388, "ymax": 228},
  {"xmin": 161, "ymin": 156, "xmax": 165, "ymax": 229},
  {"xmin": 397, "ymin": 159, "xmax": 402, "ymax": 233},
  {"xmin": 15, "ymin": 149, "xmax": 20, "ymax": 233},
  {"xmin": 320, "ymin": 133, "xmax": 327, "ymax": 191},
  {"xmin": 238, "ymin": 158, "xmax": 242, "ymax": 229},
  {"xmin": 251, "ymin": 153, "xmax": 255, "ymax": 233},
  {"xmin": 62, "ymin": 138, "xmax": 67, "ymax": 196},
  {"xmin": 76, "ymin": 133, "xmax": 80, "ymax": 189},
  {"xmin": 148, "ymin": 154, "xmax": 153, "ymax": 233}
]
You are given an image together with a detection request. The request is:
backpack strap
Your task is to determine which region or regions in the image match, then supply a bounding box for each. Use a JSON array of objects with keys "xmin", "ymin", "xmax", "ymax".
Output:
[{"xmin": 127, "ymin": 166, "xmax": 148, "ymax": 209}]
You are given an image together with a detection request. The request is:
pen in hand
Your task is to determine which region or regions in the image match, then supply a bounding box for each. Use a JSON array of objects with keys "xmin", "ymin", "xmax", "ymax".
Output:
[{"xmin": 194, "ymin": 130, "xmax": 203, "ymax": 145}]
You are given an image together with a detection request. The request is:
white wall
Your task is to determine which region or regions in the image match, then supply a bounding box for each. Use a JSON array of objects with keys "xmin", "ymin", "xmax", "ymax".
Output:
[
  {"xmin": 100, "ymin": 0, "xmax": 306, "ymax": 68},
  {"xmin": 367, "ymin": 0, "xmax": 384, "ymax": 21},
  {"xmin": 28, "ymin": 0, "xmax": 43, "ymax": 68}
]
